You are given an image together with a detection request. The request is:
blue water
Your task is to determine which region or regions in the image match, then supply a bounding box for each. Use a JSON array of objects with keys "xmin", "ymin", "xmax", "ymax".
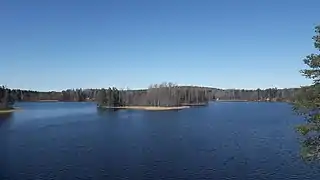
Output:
[{"xmin": 0, "ymin": 102, "xmax": 319, "ymax": 179}]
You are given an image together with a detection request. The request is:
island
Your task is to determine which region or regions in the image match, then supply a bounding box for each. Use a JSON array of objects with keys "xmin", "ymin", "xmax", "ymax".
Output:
[{"xmin": 96, "ymin": 83, "xmax": 211, "ymax": 111}]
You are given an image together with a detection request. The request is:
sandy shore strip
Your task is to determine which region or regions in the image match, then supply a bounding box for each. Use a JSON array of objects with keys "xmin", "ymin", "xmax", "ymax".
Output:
[
  {"xmin": 0, "ymin": 107, "xmax": 22, "ymax": 113},
  {"xmin": 0, "ymin": 109, "xmax": 16, "ymax": 113},
  {"xmin": 100, "ymin": 106, "xmax": 190, "ymax": 111}
]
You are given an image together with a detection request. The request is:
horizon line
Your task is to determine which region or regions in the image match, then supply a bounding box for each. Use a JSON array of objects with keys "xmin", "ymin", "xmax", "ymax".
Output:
[{"xmin": 4, "ymin": 84, "xmax": 305, "ymax": 92}]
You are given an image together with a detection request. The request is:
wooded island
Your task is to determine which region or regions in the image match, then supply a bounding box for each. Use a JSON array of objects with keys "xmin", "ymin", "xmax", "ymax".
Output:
[{"xmin": 96, "ymin": 83, "xmax": 210, "ymax": 110}]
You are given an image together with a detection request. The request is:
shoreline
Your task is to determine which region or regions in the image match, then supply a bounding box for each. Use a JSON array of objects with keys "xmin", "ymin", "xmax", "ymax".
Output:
[
  {"xmin": 99, "ymin": 106, "xmax": 190, "ymax": 111},
  {"xmin": 0, "ymin": 108, "xmax": 16, "ymax": 114},
  {"xmin": 38, "ymin": 100, "xmax": 60, "ymax": 102},
  {"xmin": 0, "ymin": 107, "xmax": 21, "ymax": 114},
  {"xmin": 216, "ymin": 100, "xmax": 248, "ymax": 102},
  {"xmin": 180, "ymin": 103, "xmax": 208, "ymax": 106}
]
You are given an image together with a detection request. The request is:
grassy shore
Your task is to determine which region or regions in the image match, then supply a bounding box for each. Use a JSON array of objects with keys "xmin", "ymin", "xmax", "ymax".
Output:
[{"xmin": 100, "ymin": 106, "xmax": 190, "ymax": 111}]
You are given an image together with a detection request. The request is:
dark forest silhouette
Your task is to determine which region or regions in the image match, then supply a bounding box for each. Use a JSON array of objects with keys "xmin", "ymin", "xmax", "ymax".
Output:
[{"xmin": 0, "ymin": 86, "xmax": 15, "ymax": 110}]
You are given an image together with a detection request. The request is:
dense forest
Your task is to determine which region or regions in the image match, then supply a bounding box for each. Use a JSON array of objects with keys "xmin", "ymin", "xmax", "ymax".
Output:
[
  {"xmin": 96, "ymin": 83, "xmax": 211, "ymax": 107},
  {"xmin": 0, "ymin": 83, "xmax": 300, "ymax": 106},
  {"xmin": 0, "ymin": 86, "xmax": 15, "ymax": 110},
  {"xmin": 96, "ymin": 83, "xmax": 300, "ymax": 107},
  {"xmin": 4, "ymin": 88, "xmax": 95, "ymax": 102}
]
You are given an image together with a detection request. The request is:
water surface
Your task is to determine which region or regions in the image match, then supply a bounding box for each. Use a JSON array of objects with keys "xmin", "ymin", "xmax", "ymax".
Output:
[{"xmin": 0, "ymin": 102, "xmax": 319, "ymax": 180}]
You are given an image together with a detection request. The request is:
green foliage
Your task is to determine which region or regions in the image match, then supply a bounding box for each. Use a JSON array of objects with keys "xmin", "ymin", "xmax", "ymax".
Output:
[
  {"xmin": 300, "ymin": 136, "xmax": 320, "ymax": 160},
  {"xmin": 3, "ymin": 86, "xmax": 299, "ymax": 103},
  {"xmin": 294, "ymin": 24, "xmax": 320, "ymax": 160},
  {"xmin": 300, "ymin": 25, "xmax": 320, "ymax": 83},
  {"xmin": 96, "ymin": 87, "xmax": 125, "ymax": 108},
  {"xmin": 96, "ymin": 88, "xmax": 107, "ymax": 107},
  {"xmin": 95, "ymin": 83, "xmax": 212, "ymax": 108}
]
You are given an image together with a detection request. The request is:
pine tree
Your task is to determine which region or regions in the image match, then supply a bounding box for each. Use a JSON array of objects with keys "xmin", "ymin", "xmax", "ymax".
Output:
[
  {"xmin": 96, "ymin": 88, "xmax": 107, "ymax": 107},
  {"xmin": 0, "ymin": 86, "xmax": 14, "ymax": 110},
  {"xmin": 294, "ymin": 25, "xmax": 320, "ymax": 160}
]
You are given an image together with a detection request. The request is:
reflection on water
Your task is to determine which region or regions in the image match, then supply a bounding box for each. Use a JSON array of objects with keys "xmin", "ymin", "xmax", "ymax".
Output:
[
  {"xmin": 96, "ymin": 108, "xmax": 121, "ymax": 117},
  {"xmin": 0, "ymin": 112, "xmax": 13, "ymax": 120},
  {"xmin": 0, "ymin": 113, "xmax": 13, "ymax": 127}
]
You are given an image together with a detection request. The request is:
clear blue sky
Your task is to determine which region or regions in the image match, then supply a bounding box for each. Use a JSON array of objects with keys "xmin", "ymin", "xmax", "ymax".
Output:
[{"xmin": 1, "ymin": 0, "xmax": 319, "ymax": 91}]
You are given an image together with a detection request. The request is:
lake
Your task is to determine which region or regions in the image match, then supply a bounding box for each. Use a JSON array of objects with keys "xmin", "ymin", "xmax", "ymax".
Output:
[{"xmin": 0, "ymin": 102, "xmax": 319, "ymax": 179}]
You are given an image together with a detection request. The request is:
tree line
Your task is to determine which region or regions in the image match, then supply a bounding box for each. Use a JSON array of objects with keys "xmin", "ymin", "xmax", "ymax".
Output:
[
  {"xmin": 96, "ymin": 83, "xmax": 212, "ymax": 107},
  {"xmin": 0, "ymin": 86, "xmax": 15, "ymax": 110},
  {"xmin": 2, "ymin": 88, "xmax": 95, "ymax": 102},
  {"xmin": 211, "ymin": 87, "xmax": 299, "ymax": 102},
  {"xmin": 0, "ymin": 85, "xmax": 300, "ymax": 104},
  {"xmin": 95, "ymin": 83, "xmax": 301, "ymax": 107}
]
